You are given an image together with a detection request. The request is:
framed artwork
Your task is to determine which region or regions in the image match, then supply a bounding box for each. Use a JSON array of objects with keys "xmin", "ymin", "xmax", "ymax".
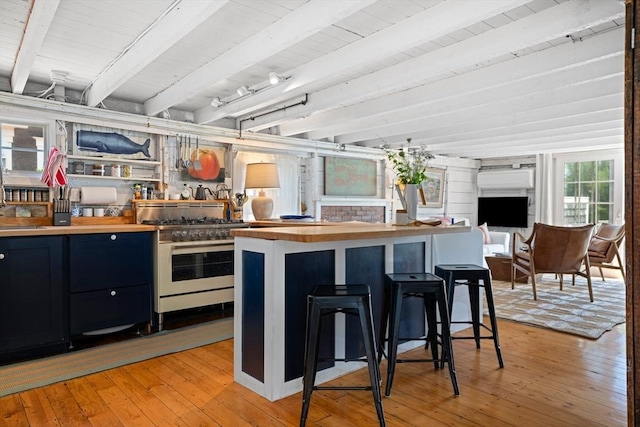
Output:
[
  {"xmin": 421, "ymin": 167, "xmax": 445, "ymax": 208},
  {"xmin": 324, "ymin": 157, "xmax": 377, "ymax": 196},
  {"xmin": 181, "ymin": 145, "xmax": 226, "ymax": 182},
  {"xmin": 71, "ymin": 124, "xmax": 157, "ymax": 161}
]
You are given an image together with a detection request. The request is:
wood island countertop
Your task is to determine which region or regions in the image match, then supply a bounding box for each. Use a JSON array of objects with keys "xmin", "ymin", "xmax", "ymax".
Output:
[
  {"xmin": 0, "ymin": 224, "xmax": 156, "ymax": 238},
  {"xmin": 231, "ymin": 223, "xmax": 471, "ymax": 243}
]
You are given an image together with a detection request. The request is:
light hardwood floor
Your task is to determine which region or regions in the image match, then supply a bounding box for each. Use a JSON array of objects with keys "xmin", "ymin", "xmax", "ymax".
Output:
[{"xmin": 0, "ymin": 319, "xmax": 626, "ymax": 426}]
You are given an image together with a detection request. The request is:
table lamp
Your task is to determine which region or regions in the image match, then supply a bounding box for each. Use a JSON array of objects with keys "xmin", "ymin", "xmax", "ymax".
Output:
[{"xmin": 245, "ymin": 162, "xmax": 280, "ymax": 220}]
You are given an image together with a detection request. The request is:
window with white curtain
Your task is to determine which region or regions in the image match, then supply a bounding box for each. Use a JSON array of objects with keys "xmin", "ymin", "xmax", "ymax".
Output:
[{"xmin": 234, "ymin": 151, "xmax": 300, "ymax": 220}]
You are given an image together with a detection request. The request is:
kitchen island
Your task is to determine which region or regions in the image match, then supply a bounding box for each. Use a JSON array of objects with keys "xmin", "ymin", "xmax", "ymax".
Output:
[{"xmin": 231, "ymin": 223, "xmax": 483, "ymax": 401}]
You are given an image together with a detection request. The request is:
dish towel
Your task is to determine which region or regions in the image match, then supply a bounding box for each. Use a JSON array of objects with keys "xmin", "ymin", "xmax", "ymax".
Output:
[{"xmin": 41, "ymin": 147, "xmax": 68, "ymax": 187}]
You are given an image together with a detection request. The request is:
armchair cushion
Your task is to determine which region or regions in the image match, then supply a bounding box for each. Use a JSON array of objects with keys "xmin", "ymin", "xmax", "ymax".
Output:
[
  {"xmin": 478, "ymin": 222, "xmax": 491, "ymax": 244},
  {"xmin": 488, "ymin": 231, "xmax": 510, "ymax": 248},
  {"xmin": 481, "ymin": 230, "xmax": 510, "ymax": 256},
  {"xmin": 588, "ymin": 237, "xmax": 610, "ymax": 256}
]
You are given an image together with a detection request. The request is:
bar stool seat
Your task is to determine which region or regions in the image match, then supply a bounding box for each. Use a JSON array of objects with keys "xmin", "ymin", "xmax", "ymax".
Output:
[
  {"xmin": 300, "ymin": 284, "xmax": 385, "ymax": 427},
  {"xmin": 434, "ymin": 264, "xmax": 504, "ymax": 368},
  {"xmin": 379, "ymin": 273, "xmax": 459, "ymax": 396}
]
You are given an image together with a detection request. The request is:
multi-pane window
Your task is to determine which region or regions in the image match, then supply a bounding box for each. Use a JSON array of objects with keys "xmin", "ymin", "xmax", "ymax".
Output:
[
  {"xmin": 0, "ymin": 122, "xmax": 46, "ymax": 172},
  {"xmin": 563, "ymin": 160, "xmax": 614, "ymax": 225}
]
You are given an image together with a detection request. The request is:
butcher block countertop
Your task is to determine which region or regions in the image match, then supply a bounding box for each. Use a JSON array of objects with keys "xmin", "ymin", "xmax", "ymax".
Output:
[
  {"xmin": 0, "ymin": 224, "xmax": 156, "ymax": 238},
  {"xmin": 248, "ymin": 220, "xmax": 342, "ymax": 227},
  {"xmin": 231, "ymin": 223, "xmax": 471, "ymax": 243}
]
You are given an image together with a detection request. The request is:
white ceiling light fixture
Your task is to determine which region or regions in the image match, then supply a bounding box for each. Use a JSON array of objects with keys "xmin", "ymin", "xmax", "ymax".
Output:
[
  {"xmin": 269, "ymin": 72, "xmax": 285, "ymax": 85},
  {"xmin": 237, "ymin": 85, "xmax": 252, "ymax": 97},
  {"xmin": 210, "ymin": 96, "xmax": 226, "ymax": 108}
]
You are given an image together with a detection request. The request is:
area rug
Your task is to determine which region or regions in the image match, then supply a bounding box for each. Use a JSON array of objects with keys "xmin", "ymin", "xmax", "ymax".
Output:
[
  {"xmin": 487, "ymin": 275, "xmax": 625, "ymax": 339},
  {"xmin": 0, "ymin": 317, "xmax": 233, "ymax": 397}
]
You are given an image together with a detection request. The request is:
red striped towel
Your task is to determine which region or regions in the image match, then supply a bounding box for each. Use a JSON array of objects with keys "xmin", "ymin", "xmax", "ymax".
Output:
[{"xmin": 41, "ymin": 147, "xmax": 68, "ymax": 187}]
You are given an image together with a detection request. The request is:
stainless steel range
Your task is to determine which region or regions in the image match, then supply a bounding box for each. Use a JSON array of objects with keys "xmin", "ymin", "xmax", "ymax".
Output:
[{"xmin": 135, "ymin": 201, "xmax": 248, "ymax": 330}]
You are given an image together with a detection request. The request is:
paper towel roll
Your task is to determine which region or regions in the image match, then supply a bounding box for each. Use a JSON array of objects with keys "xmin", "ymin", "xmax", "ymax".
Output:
[{"xmin": 80, "ymin": 187, "xmax": 118, "ymax": 205}]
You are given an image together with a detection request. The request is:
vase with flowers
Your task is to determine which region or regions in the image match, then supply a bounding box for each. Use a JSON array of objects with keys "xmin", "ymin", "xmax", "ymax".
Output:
[{"xmin": 386, "ymin": 138, "xmax": 432, "ymax": 220}]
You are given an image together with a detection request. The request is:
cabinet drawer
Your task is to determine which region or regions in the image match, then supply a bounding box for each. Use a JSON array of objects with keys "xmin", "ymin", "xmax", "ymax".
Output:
[
  {"xmin": 70, "ymin": 284, "xmax": 151, "ymax": 335},
  {"xmin": 70, "ymin": 232, "xmax": 152, "ymax": 292}
]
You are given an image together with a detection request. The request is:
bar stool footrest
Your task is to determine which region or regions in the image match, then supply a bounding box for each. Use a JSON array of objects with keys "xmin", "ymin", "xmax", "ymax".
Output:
[
  {"xmin": 397, "ymin": 358, "xmax": 446, "ymax": 364},
  {"xmin": 314, "ymin": 386, "xmax": 374, "ymax": 391},
  {"xmin": 317, "ymin": 357, "xmax": 368, "ymax": 363}
]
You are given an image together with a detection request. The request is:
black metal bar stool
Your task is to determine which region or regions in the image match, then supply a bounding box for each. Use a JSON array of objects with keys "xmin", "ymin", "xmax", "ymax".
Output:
[
  {"xmin": 300, "ymin": 284, "xmax": 385, "ymax": 427},
  {"xmin": 379, "ymin": 273, "xmax": 459, "ymax": 397},
  {"xmin": 433, "ymin": 264, "xmax": 504, "ymax": 368}
]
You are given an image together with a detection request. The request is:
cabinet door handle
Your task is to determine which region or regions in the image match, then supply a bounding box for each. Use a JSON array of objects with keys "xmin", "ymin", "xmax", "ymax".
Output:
[
  {"xmin": 110, "ymin": 290, "xmax": 116, "ymax": 296},
  {"xmin": 110, "ymin": 234, "xmax": 117, "ymax": 241},
  {"xmin": 0, "ymin": 253, "xmax": 4, "ymax": 260}
]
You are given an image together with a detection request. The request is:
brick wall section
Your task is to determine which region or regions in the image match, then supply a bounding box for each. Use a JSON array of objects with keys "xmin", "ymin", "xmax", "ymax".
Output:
[{"xmin": 321, "ymin": 206, "xmax": 385, "ymax": 223}]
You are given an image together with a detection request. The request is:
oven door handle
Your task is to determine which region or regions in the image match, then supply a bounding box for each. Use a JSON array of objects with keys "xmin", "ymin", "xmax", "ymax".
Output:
[{"xmin": 171, "ymin": 244, "xmax": 234, "ymax": 254}]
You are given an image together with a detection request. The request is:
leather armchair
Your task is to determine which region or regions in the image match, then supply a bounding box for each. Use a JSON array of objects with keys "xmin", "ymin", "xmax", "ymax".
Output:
[
  {"xmin": 588, "ymin": 223, "xmax": 625, "ymax": 282},
  {"xmin": 511, "ymin": 222, "xmax": 595, "ymax": 301}
]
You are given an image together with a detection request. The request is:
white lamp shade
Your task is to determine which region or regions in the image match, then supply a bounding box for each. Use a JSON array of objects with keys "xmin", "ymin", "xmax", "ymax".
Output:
[
  {"xmin": 245, "ymin": 163, "xmax": 280, "ymax": 220},
  {"xmin": 245, "ymin": 163, "xmax": 280, "ymax": 189}
]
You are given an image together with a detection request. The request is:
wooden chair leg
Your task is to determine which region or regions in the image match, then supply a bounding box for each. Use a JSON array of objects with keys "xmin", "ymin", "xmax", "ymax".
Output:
[{"xmin": 530, "ymin": 271, "xmax": 537, "ymax": 300}]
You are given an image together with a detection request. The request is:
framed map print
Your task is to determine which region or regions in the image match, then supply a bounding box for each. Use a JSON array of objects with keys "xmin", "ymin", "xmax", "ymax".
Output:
[{"xmin": 324, "ymin": 157, "xmax": 377, "ymax": 196}]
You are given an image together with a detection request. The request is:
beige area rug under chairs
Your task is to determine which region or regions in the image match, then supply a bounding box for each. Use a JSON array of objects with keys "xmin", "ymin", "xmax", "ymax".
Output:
[
  {"xmin": 487, "ymin": 274, "xmax": 625, "ymax": 339},
  {"xmin": 0, "ymin": 317, "xmax": 233, "ymax": 397}
]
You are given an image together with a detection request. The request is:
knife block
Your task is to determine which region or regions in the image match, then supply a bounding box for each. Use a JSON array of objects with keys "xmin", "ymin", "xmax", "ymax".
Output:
[{"xmin": 53, "ymin": 212, "xmax": 71, "ymax": 226}]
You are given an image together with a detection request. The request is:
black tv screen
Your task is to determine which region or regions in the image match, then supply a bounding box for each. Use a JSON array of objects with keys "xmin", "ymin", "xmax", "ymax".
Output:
[{"xmin": 478, "ymin": 197, "xmax": 528, "ymax": 228}]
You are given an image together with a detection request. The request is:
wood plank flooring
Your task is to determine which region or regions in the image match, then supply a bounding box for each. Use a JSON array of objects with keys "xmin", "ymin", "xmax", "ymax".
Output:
[{"xmin": 1, "ymin": 318, "xmax": 626, "ymax": 426}]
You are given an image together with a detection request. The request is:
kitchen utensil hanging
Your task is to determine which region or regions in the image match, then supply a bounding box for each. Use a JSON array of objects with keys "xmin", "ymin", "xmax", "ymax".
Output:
[
  {"xmin": 184, "ymin": 136, "xmax": 193, "ymax": 169},
  {"xmin": 193, "ymin": 136, "xmax": 202, "ymax": 171},
  {"xmin": 176, "ymin": 134, "xmax": 182, "ymax": 170},
  {"xmin": 181, "ymin": 135, "xmax": 188, "ymax": 169}
]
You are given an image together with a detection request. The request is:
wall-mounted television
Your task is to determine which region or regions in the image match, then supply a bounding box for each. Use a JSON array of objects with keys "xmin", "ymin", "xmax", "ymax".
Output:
[{"xmin": 477, "ymin": 196, "xmax": 528, "ymax": 228}]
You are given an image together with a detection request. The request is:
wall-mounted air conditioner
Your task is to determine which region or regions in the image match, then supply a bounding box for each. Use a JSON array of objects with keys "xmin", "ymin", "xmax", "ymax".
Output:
[{"xmin": 477, "ymin": 169, "xmax": 534, "ymax": 189}]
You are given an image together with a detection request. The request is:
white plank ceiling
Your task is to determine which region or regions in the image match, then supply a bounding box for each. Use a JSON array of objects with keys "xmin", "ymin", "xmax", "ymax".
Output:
[{"xmin": 0, "ymin": 0, "xmax": 626, "ymax": 159}]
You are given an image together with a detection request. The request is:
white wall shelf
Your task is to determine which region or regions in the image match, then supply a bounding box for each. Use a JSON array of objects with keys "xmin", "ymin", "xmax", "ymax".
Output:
[
  {"xmin": 67, "ymin": 155, "xmax": 161, "ymax": 166},
  {"xmin": 66, "ymin": 173, "xmax": 161, "ymax": 182}
]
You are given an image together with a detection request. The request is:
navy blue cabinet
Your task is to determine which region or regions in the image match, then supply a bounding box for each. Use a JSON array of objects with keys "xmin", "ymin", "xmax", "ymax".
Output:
[
  {"xmin": 69, "ymin": 232, "xmax": 153, "ymax": 335},
  {"xmin": 0, "ymin": 236, "xmax": 68, "ymax": 359}
]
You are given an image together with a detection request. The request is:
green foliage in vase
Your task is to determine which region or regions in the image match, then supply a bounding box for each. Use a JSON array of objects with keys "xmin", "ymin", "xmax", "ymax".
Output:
[{"xmin": 386, "ymin": 138, "xmax": 432, "ymax": 184}]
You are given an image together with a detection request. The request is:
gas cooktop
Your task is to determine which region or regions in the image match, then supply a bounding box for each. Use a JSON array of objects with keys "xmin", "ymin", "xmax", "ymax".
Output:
[{"xmin": 141, "ymin": 217, "xmax": 245, "ymax": 227}]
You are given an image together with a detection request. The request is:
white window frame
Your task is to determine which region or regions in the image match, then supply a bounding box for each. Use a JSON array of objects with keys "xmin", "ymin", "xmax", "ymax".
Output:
[
  {"xmin": 552, "ymin": 149, "xmax": 624, "ymax": 225},
  {"xmin": 0, "ymin": 115, "xmax": 55, "ymax": 179}
]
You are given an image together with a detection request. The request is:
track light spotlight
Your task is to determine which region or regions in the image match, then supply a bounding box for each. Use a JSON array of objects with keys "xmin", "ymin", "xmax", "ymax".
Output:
[
  {"xmin": 210, "ymin": 96, "xmax": 226, "ymax": 108},
  {"xmin": 269, "ymin": 72, "xmax": 284, "ymax": 85},
  {"xmin": 237, "ymin": 85, "xmax": 251, "ymax": 97}
]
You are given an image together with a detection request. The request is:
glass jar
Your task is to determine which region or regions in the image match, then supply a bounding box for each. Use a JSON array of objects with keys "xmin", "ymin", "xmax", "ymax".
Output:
[
  {"xmin": 122, "ymin": 164, "xmax": 132, "ymax": 178},
  {"xmin": 110, "ymin": 164, "xmax": 121, "ymax": 177},
  {"xmin": 92, "ymin": 164, "xmax": 105, "ymax": 176},
  {"xmin": 133, "ymin": 184, "xmax": 142, "ymax": 200},
  {"xmin": 73, "ymin": 161, "xmax": 85, "ymax": 175}
]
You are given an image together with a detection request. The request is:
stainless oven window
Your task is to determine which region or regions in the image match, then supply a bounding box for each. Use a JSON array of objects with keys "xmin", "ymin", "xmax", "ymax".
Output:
[{"xmin": 171, "ymin": 249, "xmax": 233, "ymax": 282}]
